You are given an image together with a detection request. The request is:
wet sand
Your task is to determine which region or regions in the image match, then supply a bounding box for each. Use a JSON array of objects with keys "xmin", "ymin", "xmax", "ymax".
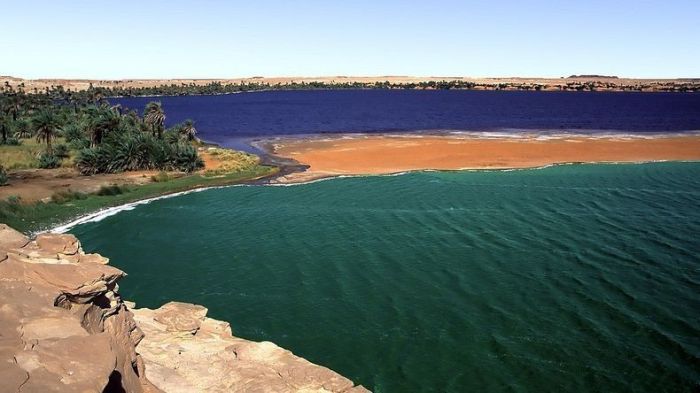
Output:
[{"xmin": 269, "ymin": 134, "xmax": 700, "ymax": 183}]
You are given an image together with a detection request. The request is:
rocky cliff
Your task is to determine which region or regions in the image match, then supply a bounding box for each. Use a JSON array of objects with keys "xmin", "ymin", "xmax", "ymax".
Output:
[{"xmin": 0, "ymin": 224, "xmax": 368, "ymax": 393}]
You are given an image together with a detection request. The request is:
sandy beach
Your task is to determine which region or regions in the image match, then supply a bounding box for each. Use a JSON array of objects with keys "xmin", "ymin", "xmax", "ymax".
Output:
[{"xmin": 269, "ymin": 134, "xmax": 700, "ymax": 183}]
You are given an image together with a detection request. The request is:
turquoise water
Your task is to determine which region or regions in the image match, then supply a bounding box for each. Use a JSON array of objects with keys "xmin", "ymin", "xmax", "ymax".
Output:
[{"xmin": 71, "ymin": 163, "xmax": 700, "ymax": 392}]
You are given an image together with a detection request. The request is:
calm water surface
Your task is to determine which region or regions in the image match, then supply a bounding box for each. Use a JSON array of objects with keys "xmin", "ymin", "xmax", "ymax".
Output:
[{"xmin": 71, "ymin": 163, "xmax": 700, "ymax": 392}]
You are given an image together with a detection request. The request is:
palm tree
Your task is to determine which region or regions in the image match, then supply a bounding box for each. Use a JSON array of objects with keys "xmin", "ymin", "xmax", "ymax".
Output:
[
  {"xmin": 6, "ymin": 94, "xmax": 20, "ymax": 121},
  {"xmin": 179, "ymin": 119, "xmax": 197, "ymax": 141},
  {"xmin": 111, "ymin": 103, "xmax": 123, "ymax": 115},
  {"xmin": 12, "ymin": 118, "xmax": 32, "ymax": 139},
  {"xmin": 1, "ymin": 95, "xmax": 20, "ymax": 143},
  {"xmin": 0, "ymin": 114, "xmax": 7, "ymax": 144},
  {"xmin": 32, "ymin": 109, "xmax": 60, "ymax": 154},
  {"xmin": 86, "ymin": 106, "xmax": 120, "ymax": 147},
  {"xmin": 143, "ymin": 102, "xmax": 165, "ymax": 139}
]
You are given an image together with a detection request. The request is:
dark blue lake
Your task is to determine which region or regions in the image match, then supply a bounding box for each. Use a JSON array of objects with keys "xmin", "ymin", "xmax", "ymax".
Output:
[{"xmin": 113, "ymin": 90, "xmax": 700, "ymax": 149}]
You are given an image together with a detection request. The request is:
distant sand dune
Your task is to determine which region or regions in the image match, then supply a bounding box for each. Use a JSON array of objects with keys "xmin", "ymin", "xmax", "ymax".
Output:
[{"xmin": 2, "ymin": 75, "xmax": 698, "ymax": 92}]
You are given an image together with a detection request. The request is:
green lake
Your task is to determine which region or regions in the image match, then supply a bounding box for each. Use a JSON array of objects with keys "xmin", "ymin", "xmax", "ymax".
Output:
[{"xmin": 70, "ymin": 163, "xmax": 700, "ymax": 392}]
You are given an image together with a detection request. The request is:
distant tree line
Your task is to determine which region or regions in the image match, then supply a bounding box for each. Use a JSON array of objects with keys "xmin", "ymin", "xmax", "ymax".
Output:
[{"xmin": 1, "ymin": 78, "xmax": 697, "ymax": 103}]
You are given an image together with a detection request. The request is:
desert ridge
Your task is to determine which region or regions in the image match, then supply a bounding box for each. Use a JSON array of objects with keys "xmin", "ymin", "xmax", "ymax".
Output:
[{"xmin": 2, "ymin": 75, "xmax": 699, "ymax": 92}]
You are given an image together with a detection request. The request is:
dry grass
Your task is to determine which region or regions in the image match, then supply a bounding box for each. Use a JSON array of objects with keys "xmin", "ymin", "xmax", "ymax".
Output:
[
  {"xmin": 200, "ymin": 147, "xmax": 260, "ymax": 176},
  {"xmin": 0, "ymin": 138, "xmax": 71, "ymax": 169},
  {"xmin": 0, "ymin": 139, "xmax": 45, "ymax": 169}
]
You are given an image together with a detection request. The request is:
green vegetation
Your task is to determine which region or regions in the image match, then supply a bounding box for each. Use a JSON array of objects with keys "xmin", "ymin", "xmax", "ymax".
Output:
[
  {"xmin": 1, "ymin": 84, "xmax": 204, "ymax": 174},
  {"xmin": 96, "ymin": 184, "xmax": 128, "ymax": 196},
  {"xmin": 5, "ymin": 78, "xmax": 695, "ymax": 99},
  {"xmin": 50, "ymin": 189, "xmax": 88, "ymax": 203},
  {"xmin": 173, "ymin": 119, "xmax": 197, "ymax": 141},
  {"xmin": 0, "ymin": 83, "xmax": 279, "ymax": 233},
  {"xmin": 32, "ymin": 108, "xmax": 60, "ymax": 154},
  {"xmin": 3, "ymin": 137, "xmax": 21, "ymax": 145},
  {"xmin": 150, "ymin": 171, "xmax": 171, "ymax": 183},
  {"xmin": 54, "ymin": 144, "xmax": 70, "ymax": 159},
  {"xmin": 74, "ymin": 133, "xmax": 204, "ymax": 175},
  {"xmin": 1, "ymin": 80, "xmax": 484, "ymax": 99},
  {"xmin": 0, "ymin": 138, "xmax": 53, "ymax": 169},
  {"xmin": 0, "ymin": 165, "xmax": 276, "ymax": 233},
  {"xmin": 0, "ymin": 165, "xmax": 8, "ymax": 186},
  {"xmin": 143, "ymin": 101, "xmax": 165, "ymax": 138},
  {"xmin": 38, "ymin": 152, "xmax": 61, "ymax": 169}
]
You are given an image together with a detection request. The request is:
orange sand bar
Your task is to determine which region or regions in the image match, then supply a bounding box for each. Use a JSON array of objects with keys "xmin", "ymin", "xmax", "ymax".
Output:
[{"xmin": 271, "ymin": 135, "xmax": 700, "ymax": 182}]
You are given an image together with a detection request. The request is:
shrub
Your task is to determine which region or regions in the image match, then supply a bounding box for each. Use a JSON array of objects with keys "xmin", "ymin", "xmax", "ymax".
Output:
[
  {"xmin": 0, "ymin": 195, "xmax": 23, "ymax": 218},
  {"xmin": 69, "ymin": 138, "xmax": 90, "ymax": 150},
  {"xmin": 151, "ymin": 171, "xmax": 170, "ymax": 182},
  {"xmin": 62, "ymin": 123, "xmax": 85, "ymax": 143},
  {"xmin": 7, "ymin": 195, "xmax": 21, "ymax": 205},
  {"xmin": 146, "ymin": 139, "xmax": 172, "ymax": 170},
  {"xmin": 2, "ymin": 137, "xmax": 21, "ymax": 146},
  {"xmin": 11, "ymin": 119, "xmax": 32, "ymax": 139},
  {"xmin": 51, "ymin": 189, "xmax": 87, "ymax": 203},
  {"xmin": 54, "ymin": 144, "xmax": 70, "ymax": 159},
  {"xmin": 76, "ymin": 148, "xmax": 102, "ymax": 175},
  {"xmin": 0, "ymin": 165, "xmax": 8, "ymax": 186},
  {"xmin": 164, "ymin": 130, "xmax": 181, "ymax": 145},
  {"xmin": 111, "ymin": 135, "xmax": 146, "ymax": 172},
  {"xmin": 38, "ymin": 153, "xmax": 60, "ymax": 169},
  {"xmin": 75, "ymin": 134, "xmax": 204, "ymax": 175},
  {"xmin": 63, "ymin": 124, "xmax": 90, "ymax": 150},
  {"xmin": 172, "ymin": 144, "xmax": 204, "ymax": 172},
  {"xmin": 96, "ymin": 184, "xmax": 128, "ymax": 196}
]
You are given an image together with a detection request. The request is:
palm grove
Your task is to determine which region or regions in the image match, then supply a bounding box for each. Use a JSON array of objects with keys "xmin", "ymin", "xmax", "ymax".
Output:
[{"xmin": 0, "ymin": 84, "xmax": 203, "ymax": 180}]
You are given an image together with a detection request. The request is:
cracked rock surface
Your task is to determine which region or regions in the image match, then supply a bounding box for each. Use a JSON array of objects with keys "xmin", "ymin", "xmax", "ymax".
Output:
[
  {"xmin": 0, "ymin": 224, "xmax": 368, "ymax": 393},
  {"xmin": 0, "ymin": 224, "xmax": 159, "ymax": 393}
]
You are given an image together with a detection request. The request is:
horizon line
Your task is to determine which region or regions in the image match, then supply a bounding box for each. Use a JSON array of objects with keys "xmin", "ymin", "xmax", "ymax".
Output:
[{"xmin": 3, "ymin": 74, "xmax": 700, "ymax": 81}]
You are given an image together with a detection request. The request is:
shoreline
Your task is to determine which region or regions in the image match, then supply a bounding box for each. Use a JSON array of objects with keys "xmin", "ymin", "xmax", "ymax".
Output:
[
  {"xmin": 1, "ymin": 163, "xmax": 278, "ymax": 235},
  {"xmin": 0, "ymin": 225, "xmax": 369, "ymax": 392},
  {"xmin": 44, "ymin": 165, "xmax": 280, "ymax": 234},
  {"xmin": 265, "ymin": 159, "xmax": 700, "ymax": 186},
  {"xmin": 15, "ymin": 130, "xmax": 700, "ymax": 234},
  {"xmin": 44, "ymin": 160, "xmax": 699, "ymax": 234},
  {"xmin": 47, "ymin": 184, "xmax": 236, "ymax": 234}
]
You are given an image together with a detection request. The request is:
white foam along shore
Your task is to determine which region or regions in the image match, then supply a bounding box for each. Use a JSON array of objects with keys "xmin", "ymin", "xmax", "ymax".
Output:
[
  {"xmin": 261, "ymin": 157, "xmax": 700, "ymax": 189},
  {"xmin": 46, "ymin": 158, "xmax": 700, "ymax": 234},
  {"xmin": 46, "ymin": 174, "xmax": 360, "ymax": 233},
  {"xmin": 47, "ymin": 128, "xmax": 700, "ymax": 234},
  {"xmin": 46, "ymin": 186, "xmax": 233, "ymax": 234},
  {"xmin": 255, "ymin": 129, "xmax": 700, "ymax": 147}
]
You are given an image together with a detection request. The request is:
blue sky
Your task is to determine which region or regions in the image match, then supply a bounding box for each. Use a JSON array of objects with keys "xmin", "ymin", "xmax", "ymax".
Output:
[{"xmin": 2, "ymin": 0, "xmax": 698, "ymax": 79}]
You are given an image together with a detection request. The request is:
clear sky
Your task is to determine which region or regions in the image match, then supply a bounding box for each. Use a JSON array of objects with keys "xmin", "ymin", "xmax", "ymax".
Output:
[{"xmin": 2, "ymin": 0, "xmax": 698, "ymax": 79}]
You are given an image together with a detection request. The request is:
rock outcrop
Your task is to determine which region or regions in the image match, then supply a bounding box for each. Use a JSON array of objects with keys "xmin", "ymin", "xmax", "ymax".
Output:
[
  {"xmin": 0, "ymin": 224, "xmax": 368, "ymax": 393},
  {"xmin": 132, "ymin": 302, "xmax": 368, "ymax": 393},
  {"xmin": 0, "ymin": 224, "xmax": 157, "ymax": 393}
]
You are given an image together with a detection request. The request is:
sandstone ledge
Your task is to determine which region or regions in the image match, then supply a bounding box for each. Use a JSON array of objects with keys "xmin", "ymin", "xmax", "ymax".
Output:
[{"xmin": 0, "ymin": 224, "xmax": 368, "ymax": 393}]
